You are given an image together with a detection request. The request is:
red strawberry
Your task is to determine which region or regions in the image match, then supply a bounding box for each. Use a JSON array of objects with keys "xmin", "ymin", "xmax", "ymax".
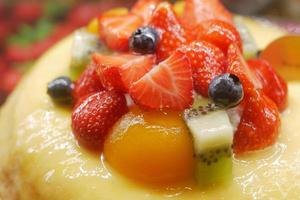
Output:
[
  {"xmin": 93, "ymin": 53, "xmax": 156, "ymax": 92},
  {"xmin": 98, "ymin": 13, "xmax": 143, "ymax": 51},
  {"xmin": 149, "ymin": 2, "xmax": 187, "ymax": 61},
  {"xmin": 129, "ymin": 51, "xmax": 193, "ymax": 110},
  {"xmin": 131, "ymin": 0, "xmax": 161, "ymax": 23},
  {"xmin": 72, "ymin": 65, "xmax": 104, "ymax": 102},
  {"xmin": 0, "ymin": 68, "xmax": 21, "ymax": 94},
  {"xmin": 72, "ymin": 91, "xmax": 128, "ymax": 150},
  {"xmin": 199, "ymin": 20, "xmax": 242, "ymax": 54},
  {"xmin": 179, "ymin": 41, "xmax": 225, "ymax": 97},
  {"xmin": 227, "ymin": 44, "xmax": 261, "ymax": 94},
  {"xmin": 233, "ymin": 90, "xmax": 281, "ymax": 154},
  {"xmin": 181, "ymin": 0, "xmax": 233, "ymax": 29},
  {"xmin": 248, "ymin": 59, "xmax": 288, "ymax": 111}
]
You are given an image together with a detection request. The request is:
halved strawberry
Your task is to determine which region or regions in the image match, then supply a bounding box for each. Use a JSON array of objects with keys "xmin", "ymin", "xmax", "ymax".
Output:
[
  {"xmin": 248, "ymin": 59, "xmax": 288, "ymax": 111},
  {"xmin": 181, "ymin": 0, "xmax": 233, "ymax": 29},
  {"xmin": 129, "ymin": 51, "xmax": 193, "ymax": 110},
  {"xmin": 73, "ymin": 64, "xmax": 104, "ymax": 103},
  {"xmin": 200, "ymin": 19, "xmax": 243, "ymax": 54},
  {"xmin": 179, "ymin": 41, "xmax": 225, "ymax": 97},
  {"xmin": 131, "ymin": 0, "xmax": 161, "ymax": 23},
  {"xmin": 98, "ymin": 13, "xmax": 143, "ymax": 51},
  {"xmin": 92, "ymin": 53, "xmax": 156, "ymax": 92},
  {"xmin": 149, "ymin": 2, "xmax": 187, "ymax": 61},
  {"xmin": 227, "ymin": 44, "xmax": 261, "ymax": 94},
  {"xmin": 233, "ymin": 90, "xmax": 281, "ymax": 154}
]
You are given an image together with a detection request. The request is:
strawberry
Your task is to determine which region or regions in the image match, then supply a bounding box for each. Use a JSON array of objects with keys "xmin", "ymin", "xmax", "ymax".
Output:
[
  {"xmin": 181, "ymin": 0, "xmax": 233, "ymax": 29},
  {"xmin": 129, "ymin": 51, "xmax": 193, "ymax": 110},
  {"xmin": 179, "ymin": 41, "xmax": 225, "ymax": 97},
  {"xmin": 72, "ymin": 90, "xmax": 128, "ymax": 150},
  {"xmin": 199, "ymin": 19, "xmax": 242, "ymax": 54},
  {"xmin": 131, "ymin": 0, "xmax": 161, "ymax": 22},
  {"xmin": 227, "ymin": 44, "xmax": 261, "ymax": 94},
  {"xmin": 248, "ymin": 59, "xmax": 288, "ymax": 111},
  {"xmin": 72, "ymin": 64, "xmax": 104, "ymax": 103},
  {"xmin": 12, "ymin": 2, "xmax": 43, "ymax": 24},
  {"xmin": 233, "ymin": 90, "xmax": 281, "ymax": 154},
  {"xmin": 93, "ymin": 53, "xmax": 156, "ymax": 92},
  {"xmin": 149, "ymin": 2, "xmax": 187, "ymax": 61},
  {"xmin": 98, "ymin": 13, "xmax": 143, "ymax": 51}
]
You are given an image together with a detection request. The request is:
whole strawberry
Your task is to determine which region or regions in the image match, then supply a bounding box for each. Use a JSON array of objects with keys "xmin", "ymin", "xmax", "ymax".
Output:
[
  {"xmin": 179, "ymin": 41, "xmax": 226, "ymax": 97},
  {"xmin": 72, "ymin": 64, "xmax": 104, "ymax": 103},
  {"xmin": 247, "ymin": 59, "xmax": 288, "ymax": 111},
  {"xmin": 233, "ymin": 90, "xmax": 281, "ymax": 154},
  {"xmin": 72, "ymin": 91, "xmax": 128, "ymax": 150}
]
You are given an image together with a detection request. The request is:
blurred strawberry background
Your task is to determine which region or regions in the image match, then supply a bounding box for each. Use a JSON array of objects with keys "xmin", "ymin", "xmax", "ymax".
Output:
[{"xmin": 0, "ymin": 0, "xmax": 299, "ymax": 105}]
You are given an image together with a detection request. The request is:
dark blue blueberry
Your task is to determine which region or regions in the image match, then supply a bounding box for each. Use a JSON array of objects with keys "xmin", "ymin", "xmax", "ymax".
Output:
[
  {"xmin": 129, "ymin": 26, "xmax": 159, "ymax": 54},
  {"xmin": 47, "ymin": 76, "xmax": 73, "ymax": 104},
  {"xmin": 208, "ymin": 73, "xmax": 244, "ymax": 108}
]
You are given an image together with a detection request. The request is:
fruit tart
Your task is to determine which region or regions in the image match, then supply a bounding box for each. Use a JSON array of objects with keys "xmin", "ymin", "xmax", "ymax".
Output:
[{"xmin": 1, "ymin": 0, "xmax": 300, "ymax": 199}]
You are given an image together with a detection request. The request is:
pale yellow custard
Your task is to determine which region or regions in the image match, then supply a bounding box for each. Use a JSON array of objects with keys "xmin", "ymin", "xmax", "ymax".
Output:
[{"xmin": 1, "ymin": 19, "xmax": 300, "ymax": 200}]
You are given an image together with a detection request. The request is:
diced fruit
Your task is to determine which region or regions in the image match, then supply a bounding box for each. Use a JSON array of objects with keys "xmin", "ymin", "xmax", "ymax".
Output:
[
  {"xmin": 131, "ymin": 0, "xmax": 161, "ymax": 22},
  {"xmin": 98, "ymin": 13, "xmax": 143, "ymax": 51},
  {"xmin": 227, "ymin": 44, "xmax": 261, "ymax": 94},
  {"xmin": 149, "ymin": 2, "xmax": 187, "ymax": 61},
  {"xmin": 70, "ymin": 29, "xmax": 109, "ymax": 80},
  {"xmin": 234, "ymin": 17, "xmax": 258, "ymax": 59},
  {"xmin": 248, "ymin": 59, "xmax": 288, "ymax": 111},
  {"xmin": 233, "ymin": 90, "xmax": 281, "ymax": 154},
  {"xmin": 72, "ymin": 91, "xmax": 128, "ymax": 150},
  {"xmin": 179, "ymin": 41, "xmax": 225, "ymax": 97},
  {"xmin": 208, "ymin": 74, "xmax": 244, "ymax": 108},
  {"xmin": 72, "ymin": 65, "xmax": 104, "ymax": 103},
  {"xmin": 173, "ymin": 0, "xmax": 185, "ymax": 16},
  {"xmin": 93, "ymin": 53, "xmax": 156, "ymax": 91},
  {"xmin": 47, "ymin": 76, "xmax": 74, "ymax": 104},
  {"xmin": 129, "ymin": 51, "xmax": 193, "ymax": 110},
  {"xmin": 86, "ymin": 18, "xmax": 99, "ymax": 34},
  {"xmin": 184, "ymin": 104, "xmax": 234, "ymax": 185},
  {"xmin": 129, "ymin": 26, "xmax": 159, "ymax": 54},
  {"xmin": 104, "ymin": 107, "xmax": 195, "ymax": 184},
  {"xmin": 181, "ymin": 0, "xmax": 233, "ymax": 29},
  {"xmin": 200, "ymin": 20, "xmax": 243, "ymax": 54}
]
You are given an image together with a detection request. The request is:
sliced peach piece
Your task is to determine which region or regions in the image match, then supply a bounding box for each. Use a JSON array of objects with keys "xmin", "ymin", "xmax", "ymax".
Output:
[{"xmin": 104, "ymin": 107, "xmax": 195, "ymax": 185}]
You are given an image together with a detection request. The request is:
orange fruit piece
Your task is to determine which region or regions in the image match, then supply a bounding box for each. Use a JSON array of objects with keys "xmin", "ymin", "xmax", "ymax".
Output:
[{"xmin": 104, "ymin": 106, "xmax": 195, "ymax": 185}]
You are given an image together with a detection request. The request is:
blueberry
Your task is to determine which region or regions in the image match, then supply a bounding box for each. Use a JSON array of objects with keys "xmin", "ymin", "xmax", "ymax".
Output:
[
  {"xmin": 208, "ymin": 74, "xmax": 244, "ymax": 108},
  {"xmin": 47, "ymin": 76, "xmax": 73, "ymax": 104},
  {"xmin": 129, "ymin": 26, "xmax": 159, "ymax": 54}
]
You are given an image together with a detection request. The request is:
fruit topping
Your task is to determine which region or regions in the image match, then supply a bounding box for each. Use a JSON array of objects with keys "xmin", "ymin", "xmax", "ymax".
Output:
[
  {"xmin": 47, "ymin": 76, "xmax": 73, "ymax": 104},
  {"xmin": 70, "ymin": 29, "xmax": 108, "ymax": 80},
  {"xmin": 131, "ymin": 0, "xmax": 161, "ymax": 22},
  {"xmin": 199, "ymin": 19, "xmax": 243, "ymax": 54},
  {"xmin": 129, "ymin": 51, "xmax": 193, "ymax": 110},
  {"xmin": 93, "ymin": 53, "xmax": 156, "ymax": 91},
  {"xmin": 104, "ymin": 107, "xmax": 195, "ymax": 184},
  {"xmin": 181, "ymin": 0, "xmax": 233, "ymax": 29},
  {"xmin": 234, "ymin": 17, "xmax": 258, "ymax": 59},
  {"xmin": 208, "ymin": 73, "xmax": 244, "ymax": 108},
  {"xmin": 179, "ymin": 41, "xmax": 226, "ymax": 97},
  {"xmin": 227, "ymin": 44, "xmax": 262, "ymax": 94},
  {"xmin": 233, "ymin": 90, "xmax": 281, "ymax": 154},
  {"xmin": 248, "ymin": 59, "xmax": 288, "ymax": 111},
  {"xmin": 149, "ymin": 2, "xmax": 187, "ymax": 61},
  {"xmin": 72, "ymin": 64, "xmax": 104, "ymax": 103},
  {"xmin": 184, "ymin": 101, "xmax": 234, "ymax": 185},
  {"xmin": 129, "ymin": 26, "xmax": 159, "ymax": 54},
  {"xmin": 98, "ymin": 12, "xmax": 143, "ymax": 51},
  {"xmin": 72, "ymin": 91, "xmax": 128, "ymax": 150}
]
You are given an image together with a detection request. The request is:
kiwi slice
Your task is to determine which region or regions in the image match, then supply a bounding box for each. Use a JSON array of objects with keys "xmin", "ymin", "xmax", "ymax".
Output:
[
  {"xmin": 70, "ymin": 29, "xmax": 110, "ymax": 80},
  {"xmin": 184, "ymin": 102, "xmax": 234, "ymax": 185},
  {"xmin": 234, "ymin": 17, "xmax": 258, "ymax": 59}
]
